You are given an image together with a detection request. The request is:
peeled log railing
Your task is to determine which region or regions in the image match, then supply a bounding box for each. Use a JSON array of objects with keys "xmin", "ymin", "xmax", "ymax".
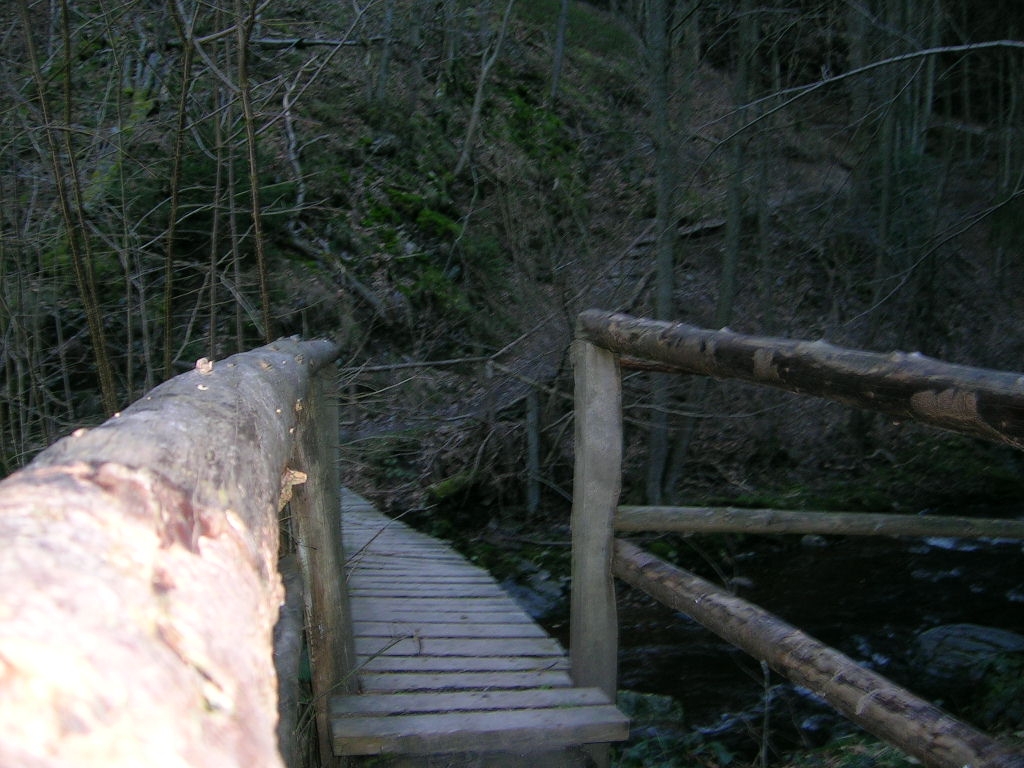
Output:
[
  {"xmin": 577, "ymin": 309, "xmax": 1024, "ymax": 449},
  {"xmin": 0, "ymin": 337, "xmax": 345, "ymax": 768},
  {"xmin": 570, "ymin": 310, "xmax": 1024, "ymax": 768}
]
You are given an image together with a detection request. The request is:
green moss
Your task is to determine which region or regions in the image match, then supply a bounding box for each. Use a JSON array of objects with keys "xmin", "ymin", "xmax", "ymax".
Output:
[
  {"xmin": 402, "ymin": 264, "xmax": 472, "ymax": 317},
  {"xmin": 415, "ymin": 208, "xmax": 461, "ymax": 239},
  {"xmin": 426, "ymin": 470, "xmax": 477, "ymax": 502},
  {"xmin": 362, "ymin": 201, "xmax": 401, "ymax": 228},
  {"xmin": 971, "ymin": 653, "xmax": 1024, "ymax": 729},
  {"xmin": 515, "ymin": 0, "xmax": 637, "ymax": 60}
]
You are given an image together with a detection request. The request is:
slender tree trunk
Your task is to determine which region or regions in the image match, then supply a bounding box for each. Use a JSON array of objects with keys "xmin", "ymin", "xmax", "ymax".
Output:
[
  {"xmin": 716, "ymin": 0, "xmax": 752, "ymax": 330},
  {"xmin": 453, "ymin": 0, "xmax": 516, "ymax": 178},
  {"xmin": 208, "ymin": 114, "xmax": 225, "ymax": 360},
  {"xmin": 373, "ymin": 0, "xmax": 395, "ymax": 103},
  {"xmin": 644, "ymin": 0, "xmax": 674, "ymax": 504},
  {"xmin": 235, "ymin": 0, "xmax": 274, "ymax": 342},
  {"xmin": 437, "ymin": 0, "xmax": 458, "ymax": 92},
  {"xmin": 407, "ymin": 0, "xmax": 427, "ymax": 110},
  {"xmin": 165, "ymin": 3, "xmax": 196, "ymax": 378},
  {"xmin": 549, "ymin": 0, "xmax": 569, "ymax": 104},
  {"xmin": 227, "ymin": 113, "xmax": 246, "ymax": 352},
  {"xmin": 18, "ymin": 0, "xmax": 118, "ymax": 415}
]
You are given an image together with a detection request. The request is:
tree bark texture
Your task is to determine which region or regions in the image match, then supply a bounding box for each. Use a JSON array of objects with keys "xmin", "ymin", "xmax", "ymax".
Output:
[
  {"xmin": 576, "ymin": 310, "xmax": 1024, "ymax": 449},
  {"xmin": 613, "ymin": 539, "xmax": 1024, "ymax": 768},
  {"xmin": 0, "ymin": 337, "xmax": 339, "ymax": 768}
]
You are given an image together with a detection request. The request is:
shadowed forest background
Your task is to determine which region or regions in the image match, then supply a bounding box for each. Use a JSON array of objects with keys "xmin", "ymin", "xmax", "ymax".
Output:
[{"xmin": 2, "ymin": 0, "xmax": 1024, "ymax": 763}]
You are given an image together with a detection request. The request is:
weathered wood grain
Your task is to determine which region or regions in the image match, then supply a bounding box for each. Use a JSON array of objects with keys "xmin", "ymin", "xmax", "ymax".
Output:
[
  {"xmin": 350, "ymin": 607, "xmax": 535, "ymax": 624},
  {"xmin": 332, "ymin": 699, "xmax": 627, "ymax": 756},
  {"xmin": 356, "ymin": 671, "xmax": 576, "ymax": 692},
  {"xmin": 0, "ymin": 338, "xmax": 340, "ymax": 768},
  {"xmin": 332, "ymin": 688, "xmax": 612, "ymax": 716},
  {"xmin": 356, "ymin": 656, "xmax": 569, "ymax": 673},
  {"xmin": 568, "ymin": 341, "xmax": 622, "ymax": 701},
  {"xmin": 355, "ymin": 636, "xmax": 564, "ymax": 657},
  {"xmin": 289, "ymin": 371, "xmax": 353, "ymax": 768},
  {"xmin": 616, "ymin": 504, "xmax": 1024, "ymax": 538},
  {"xmin": 354, "ymin": 621, "xmax": 547, "ymax": 638},
  {"xmin": 577, "ymin": 309, "xmax": 1024, "ymax": 448},
  {"xmin": 331, "ymin": 494, "xmax": 628, "ymax": 760}
]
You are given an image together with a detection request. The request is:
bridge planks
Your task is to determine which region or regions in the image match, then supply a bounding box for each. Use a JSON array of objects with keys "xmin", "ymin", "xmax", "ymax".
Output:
[{"xmin": 331, "ymin": 491, "xmax": 628, "ymax": 760}]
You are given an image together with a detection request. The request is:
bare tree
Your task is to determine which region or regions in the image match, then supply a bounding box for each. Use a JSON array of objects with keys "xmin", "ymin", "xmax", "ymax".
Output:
[
  {"xmin": 17, "ymin": 0, "xmax": 119, "ymax": 416},
  {"xmin": 453, "ymin": 0, "xmax": 516, "ymax": 178}
]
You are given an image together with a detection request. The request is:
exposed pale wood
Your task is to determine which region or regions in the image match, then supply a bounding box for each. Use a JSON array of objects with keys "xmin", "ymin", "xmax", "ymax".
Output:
[
  {"xmin": 616, "ymin": 505, "xmax": 1024, "ymax": 538},
  {"xmin": 577, "ymin": 309, "xmax": 1024, "ymax": 448},
  {"xmin": 568, "ymin": 340, "xmax": 622, "ymax": 702},
  {"xmin": 332, "ymin": 494, "xmax": 628, "ymax": 760},
  {"xmin": 0, "ymin": 338, "xmax": 339, "ymax": 768},
  {"xmin": 613, "ymin": 538, "xmax": 1024, "ymax": 768}
]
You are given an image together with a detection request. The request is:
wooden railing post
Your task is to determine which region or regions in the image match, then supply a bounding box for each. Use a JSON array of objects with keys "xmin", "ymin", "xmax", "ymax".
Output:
[
  {"xmin": 289, "ymin": 369, "xmax": 356, "ymax": 768},
  {"xmin": 569, "ymin": 338, "xmax": 622, "ymax": 766},
  {"xmin": 572, "ymin": 308, "xmax": 1024, "ymax": 767}
]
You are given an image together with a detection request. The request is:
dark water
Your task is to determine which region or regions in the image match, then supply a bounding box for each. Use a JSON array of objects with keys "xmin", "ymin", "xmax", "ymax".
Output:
[
  {"xmin": 533, "ymin": 521, "xmax": 1024, "ymax": 755},
  {"xmin": 612, "ymin": 529, "xmax": 1024, "ymax": 748}
]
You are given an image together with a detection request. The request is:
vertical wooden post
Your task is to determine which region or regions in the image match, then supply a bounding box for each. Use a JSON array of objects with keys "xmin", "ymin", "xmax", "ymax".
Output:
[
  {"xmin": 569, "ymin": 340, "xmax": 622, "ymax": 767},
  {"xmin": 290, "ymin": 370, "xmax": 356, "ymax": 768}
]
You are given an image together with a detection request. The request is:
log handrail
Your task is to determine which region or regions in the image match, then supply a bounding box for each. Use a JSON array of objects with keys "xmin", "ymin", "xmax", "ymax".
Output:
[
  {"xmin": 613, "ymin": 540, "xmax": 1024, "ymax": 768},
  {"xmin": 0, "ymin": 337, "xmax": 344, "ymax": 768},
  {"xmin": 615, "ymin": 505, "xmax": 1024, "ymax": 538},
  {"xmin": 577, "ymin": 309, "xmax": 1024, "ymax": 449},
  {"xmin": 569, "ymin": 310, "xmax": 1024, "ymax": 768}
]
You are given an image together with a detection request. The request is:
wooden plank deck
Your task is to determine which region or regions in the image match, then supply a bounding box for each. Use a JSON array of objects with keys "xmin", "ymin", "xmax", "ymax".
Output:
[{"xmin": 330, "ymin": 490, "xmax": 629, "ymax": 762}]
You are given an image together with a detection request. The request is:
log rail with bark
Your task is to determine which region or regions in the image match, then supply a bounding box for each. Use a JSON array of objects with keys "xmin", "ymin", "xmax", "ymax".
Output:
[
  {"xmin": 0, "ymin": 337, "xmax": 346, "ymax": 768},
  {"xmin": 569, "ymin": 310, "xmax": 1024, "ymax": 768}
]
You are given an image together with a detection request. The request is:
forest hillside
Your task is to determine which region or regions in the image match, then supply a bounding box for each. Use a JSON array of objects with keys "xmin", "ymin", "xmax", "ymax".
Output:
[{"xmin": 3, "ymin": 0, "xmax": 1022, "ymax": 510}]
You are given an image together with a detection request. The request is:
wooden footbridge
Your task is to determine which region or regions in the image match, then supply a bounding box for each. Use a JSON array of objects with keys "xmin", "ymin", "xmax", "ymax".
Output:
[
  {"xmin": 330, "ymin": 489, "xmax": 627, "ymax": 762},
  {"xmin": 2, "ymin": 313, "xmax": 1024, "ymax": 768}
]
